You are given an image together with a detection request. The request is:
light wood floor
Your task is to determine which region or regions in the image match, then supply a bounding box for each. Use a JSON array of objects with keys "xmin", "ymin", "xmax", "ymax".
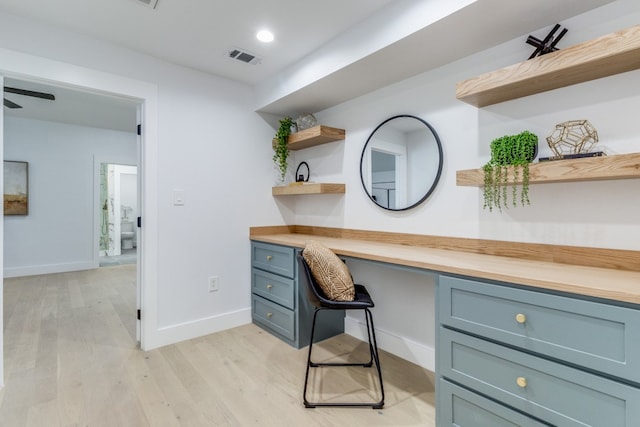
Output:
[{"xmin": 1, "ymin": 265, "xmax": 436, "ymax": 426}]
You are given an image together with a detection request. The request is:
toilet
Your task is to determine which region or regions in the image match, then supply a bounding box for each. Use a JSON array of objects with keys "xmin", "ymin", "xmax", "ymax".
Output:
[{"xmin": 121, "ymin": 220, "xmax": 135, "ymax": 250}]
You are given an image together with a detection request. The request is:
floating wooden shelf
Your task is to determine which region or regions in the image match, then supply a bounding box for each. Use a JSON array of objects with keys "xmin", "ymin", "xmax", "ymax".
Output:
[
  {"xmin": 272, "ymin": 183, "xmax": 346, "ymax": 196},
  {"xmin": 272, "ymin": 125, "xmax": 345, "ymax": 150},
  {"xmin": 456, "ymin": 25, "xmax": 640, "ymax": 107},
  {"xmin": 456, "ymin": 152, "xmax": 640, "ymax": 187}
]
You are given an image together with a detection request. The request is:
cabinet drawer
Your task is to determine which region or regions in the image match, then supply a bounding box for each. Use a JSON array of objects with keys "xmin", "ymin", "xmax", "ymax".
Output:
[
  {"xmin": 252, "ymin": 294, "xmax": 295, "ymax": 341},
  {"xmin": 438, "ymin": 379, "xmax": 545, "ymax": 426},
  {"xmin": 252, "ymin": 268, "xmax": 295, "ymax": 309},
  {"xmin": 439, "ymin": 275, "xmax": 640, "ymax": 383},
  {"xmin": 440, "ymin": 328, "xmax": 640, "ymax": 427},
  {"xmin": 251, "ymin": 242, "xmax": 295, "ymax": 278}
]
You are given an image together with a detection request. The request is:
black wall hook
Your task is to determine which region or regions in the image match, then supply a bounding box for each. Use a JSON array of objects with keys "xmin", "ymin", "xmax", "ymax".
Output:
[{"xmin": 295, "ymin": 161, "xmax": 310, "ymax": 182}]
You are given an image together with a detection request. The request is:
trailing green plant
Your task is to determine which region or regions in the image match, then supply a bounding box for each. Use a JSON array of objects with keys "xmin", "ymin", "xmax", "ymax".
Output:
[
  {"xmin": 482, "ymin": 130, "xmax": 537, "ymax": 211},
  {"xmin": 273, "ymin": 116, "xmax": 293, "ymax": 183}
]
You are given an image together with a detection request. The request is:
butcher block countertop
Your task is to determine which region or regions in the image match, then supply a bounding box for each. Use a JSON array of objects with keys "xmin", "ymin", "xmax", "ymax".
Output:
[{"xmin": 250, "ymin": 226, "xmax": 640, "ymax": 306}]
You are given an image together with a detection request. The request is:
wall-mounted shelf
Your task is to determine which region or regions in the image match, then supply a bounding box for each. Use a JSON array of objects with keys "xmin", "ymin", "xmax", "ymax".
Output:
[
  {"xmin": 456, "ymin": 25, "xmax": 640, "ymax": 107},
  {"xmin": 272, "ymin": 125, "xmax": 345, "ymax": 150},
  {"xmin": 271, "ymin": 125, "xmax": 346, "ymax": 197},
  {"xmin": 456, "ymin": 152, "xmax": 640, "ymax": 187},
  {"xmin": 272, "ymin": 183, "xmax": 346, "ymax": 196}
]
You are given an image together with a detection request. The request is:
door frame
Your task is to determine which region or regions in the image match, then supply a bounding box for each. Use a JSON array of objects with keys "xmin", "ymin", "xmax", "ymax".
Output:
[
  {"xmin": 0, "ymin": 48, "xmax": 160, "ymax": 388},
  {"xmin": 94, "ymin": 162, "xmax": 139, "ymax": 261}
]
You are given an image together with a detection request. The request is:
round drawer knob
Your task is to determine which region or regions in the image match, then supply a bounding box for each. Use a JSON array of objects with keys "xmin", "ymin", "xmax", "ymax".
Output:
[
  {"xmin": 266, "ymin": 312, "xmax": 273, "ymax": 318},
  {"xmin": 515, "ymin": 313, "xmax": 527, "ymax": 324},
  {"xmin": 266, "ymin": 255, "xmax": 273, "ymax": 261},
  {"xmin": 266, "ymin": 284, "xmax": 273, "ymax": 290},
  {"xmin": 516, "ymin": 377, "xmax": 527, "ymax": 388}
]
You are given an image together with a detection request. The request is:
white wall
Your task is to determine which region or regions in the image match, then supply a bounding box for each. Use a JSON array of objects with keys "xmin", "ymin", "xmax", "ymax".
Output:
[
  {"xmin": 4, "ymin": 117, "xmax": 137, "ymax": 277},
  {"xmin": 120, "ymin": 168, "xmax": 137, "ymax": 219},
  {"xmin": 289, "ymin": 0, "xmax": 640, "ymax": 369}
]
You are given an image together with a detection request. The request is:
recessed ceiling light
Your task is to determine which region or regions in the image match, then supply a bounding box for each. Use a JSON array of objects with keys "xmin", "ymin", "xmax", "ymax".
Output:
[{"xmin": 256, "ymin": 30, "xmax": 274, "ymax": 43}]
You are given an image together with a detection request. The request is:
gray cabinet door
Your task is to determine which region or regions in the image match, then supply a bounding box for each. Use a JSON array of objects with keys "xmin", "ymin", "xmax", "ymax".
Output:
[
  {"xmin": 252, "ymin": 268, "xmax": 295, "ymax": 309},
  {"xmin": 251, "ymin": 241, "xmax": 295, "ymax": 278},
  {"xmin": 252, "ymin": 294, "xmax": 295, "ymax": 341},
  {"xmin": 439, "ymin": 275, "xmax": 640, "ymax": 384},
  {"xmin": 438, "ymin": 379, "xmax": 546, "ymax": 426},
  {"xmin": 439, "ymin": 327, "xmax": 640, "ymax": 427}
]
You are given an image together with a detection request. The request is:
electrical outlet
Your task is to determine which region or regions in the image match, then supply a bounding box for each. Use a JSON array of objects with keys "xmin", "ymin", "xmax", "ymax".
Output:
[{"xmin": 208, "ymin": 276, "xmax": 219, "ymax": 292}]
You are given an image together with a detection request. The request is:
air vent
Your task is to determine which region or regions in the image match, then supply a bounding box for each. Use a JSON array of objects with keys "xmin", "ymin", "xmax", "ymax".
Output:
[
  {"xmin": 134, "ymin": 0, "xmax": 159, "ymax": 9},
  {"xmin": 227, "ymin": 48, "xmax": 262, "ymax": 65}
]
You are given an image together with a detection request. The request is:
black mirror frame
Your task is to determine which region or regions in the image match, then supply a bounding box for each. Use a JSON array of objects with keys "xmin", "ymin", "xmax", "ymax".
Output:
[{"xmin": 359, "ymin": 114, "xmax": 444, "ymax": 211}]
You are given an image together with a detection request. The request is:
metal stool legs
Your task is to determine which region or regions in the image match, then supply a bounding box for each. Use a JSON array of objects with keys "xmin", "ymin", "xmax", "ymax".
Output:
[{"xmin": 303, "ymin": 308, "xmax": 385, "ymax": 409}]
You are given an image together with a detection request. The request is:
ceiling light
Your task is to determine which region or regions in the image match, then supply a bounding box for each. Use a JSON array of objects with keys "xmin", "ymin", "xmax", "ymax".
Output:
[{"xmin": 256, "ymin": 30, "xmax": 274, "ymax": 43}]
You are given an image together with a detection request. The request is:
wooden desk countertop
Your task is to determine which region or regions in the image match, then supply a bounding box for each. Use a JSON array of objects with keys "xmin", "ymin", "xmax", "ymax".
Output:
[{"xmin": 250, "ymin": 227, "xmax": 640, "ymax": 306}]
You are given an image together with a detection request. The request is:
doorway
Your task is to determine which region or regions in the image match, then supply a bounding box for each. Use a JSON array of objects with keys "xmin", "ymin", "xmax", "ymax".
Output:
[
  {"xmin": 99, "ymin": 163, "xmax": 138, "ymax": 267},
  {"xmin": 2, "ymin": 76, "xmax": 143, "ymax": 347}
]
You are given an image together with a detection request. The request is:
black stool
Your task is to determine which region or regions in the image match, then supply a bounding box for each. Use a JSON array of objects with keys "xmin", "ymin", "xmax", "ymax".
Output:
[{"xmin": 299, "ymin": 254, "xmax": 385, "ymax": 409}]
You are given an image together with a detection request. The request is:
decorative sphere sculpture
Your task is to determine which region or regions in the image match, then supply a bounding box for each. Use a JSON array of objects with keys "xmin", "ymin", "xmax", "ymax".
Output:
[
  {"xmin": 296, "ymin": 113, "xmax": 317, "ymax": 131},
  {"xmin": 546, "ymin": 120, "xmax": 598, "ymax": 158}
]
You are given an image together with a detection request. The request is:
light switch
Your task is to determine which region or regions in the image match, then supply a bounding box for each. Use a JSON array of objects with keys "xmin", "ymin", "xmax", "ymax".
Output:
[{"xmin": 173, "ymin": 189, "xmax": 185, "ymax": 206}]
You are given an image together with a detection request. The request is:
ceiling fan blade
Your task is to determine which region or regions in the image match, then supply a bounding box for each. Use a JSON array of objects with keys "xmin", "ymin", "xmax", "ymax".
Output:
[
  {"xmin": 3, "ymin": 98, "xmax": 23, "ymax": 109},
  {"xmin": 4, "ymin": 86, "xmax": 55, "ymax": 101}
]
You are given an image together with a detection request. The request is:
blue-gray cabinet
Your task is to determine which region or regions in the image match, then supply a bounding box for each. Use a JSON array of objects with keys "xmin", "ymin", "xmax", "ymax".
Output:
[
  {"xmin": 250, "ymin": 241, "xmax": 344, "ymax": 348},
  {"xmin": 437, "ymin": 275, "xmax": 640, "ymax": 426}
]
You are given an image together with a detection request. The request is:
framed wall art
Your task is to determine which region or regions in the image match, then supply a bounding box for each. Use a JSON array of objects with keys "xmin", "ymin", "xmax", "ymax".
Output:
[{"xmin": 4, "ymin": 161, "xmax": 29, "ymax": 215}]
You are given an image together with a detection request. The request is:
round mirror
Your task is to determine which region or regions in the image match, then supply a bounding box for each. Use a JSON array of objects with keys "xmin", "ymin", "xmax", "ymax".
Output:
[{"xmin": 360, "ymin": 115, "xmax": 443, "ymax": 211}]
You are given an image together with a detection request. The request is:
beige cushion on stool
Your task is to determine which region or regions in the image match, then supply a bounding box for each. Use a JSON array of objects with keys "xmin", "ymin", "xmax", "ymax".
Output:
[{"xmin": 302, "ymin": 241, "xmax": 355, "ymax": 301}]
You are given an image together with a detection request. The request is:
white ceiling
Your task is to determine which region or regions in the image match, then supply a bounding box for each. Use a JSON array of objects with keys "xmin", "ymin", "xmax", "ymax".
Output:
[
  {"xmin": 0, "ymin": 0, "xmax": 394, "ymax": 85},
  {"xmin": 0, "ymin": 0, "xmax": 393, "ymax": 131},
  {"xmin": 0, "ymin": 0, "xmax": 616, "ymax": 131},
  {"xmin": 3, "ymin": 78, "xmax": 140, "ymax": 132}
]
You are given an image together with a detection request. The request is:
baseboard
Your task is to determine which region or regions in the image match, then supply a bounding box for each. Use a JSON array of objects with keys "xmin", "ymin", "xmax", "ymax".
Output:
[
  {"xmin": 4, "ymin": 261, "xmax": 95, "ymax": 278},
  {"xmin": 147, "ymin": 308, "xmax": 252, "ymax": 350},
  {"xmin": 345, "ymin": 316, "xmax": 435, "ymax": 372}
]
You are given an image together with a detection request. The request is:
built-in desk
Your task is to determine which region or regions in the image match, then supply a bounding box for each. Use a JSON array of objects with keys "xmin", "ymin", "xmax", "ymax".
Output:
[
  {"xmin": 251, "ymin": 226, "xmax": 640, "ymax": 426},
  {"xmin": 250, "ymin": 226, "xmax": 640, "ymax": 304}
]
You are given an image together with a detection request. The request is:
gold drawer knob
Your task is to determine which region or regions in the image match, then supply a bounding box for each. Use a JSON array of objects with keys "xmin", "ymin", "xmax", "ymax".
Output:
[
  {"xmin": 516, "ymin": 377, "xmax": 527, "ymax": 388},
  {"xmin": 266, "ymin": 284, "xmax": 273, "ymax": 290},
  {"xmin": 266, "ymin": 312, "xmax": 273, "ymax": 318},
  {"xmin": 266, "ymin": 255, "xmax": 273, "ymax": 261},
  {"xmin": 515, "ymin": 313, "xmax": 527, "ymax": 324}
]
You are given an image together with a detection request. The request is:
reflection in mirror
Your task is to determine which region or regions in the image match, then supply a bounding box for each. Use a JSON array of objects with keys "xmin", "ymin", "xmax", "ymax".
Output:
[
  {"xmin": 371, "ymin": 150, "xmax": 397, "ymax": 209},
  {"xmin": 360, "ymin": 115, "xmax": 443, "ymax": 211}
]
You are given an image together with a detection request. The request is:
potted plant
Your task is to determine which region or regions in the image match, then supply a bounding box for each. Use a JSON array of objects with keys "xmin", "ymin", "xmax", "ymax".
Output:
[
  {"xmin": 273, "ymin": 116, "xmax": 294, "ymax": 184},
  {"xmin": 482, "ymin": 130, "xmax": 538, "ymax": 211}
]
